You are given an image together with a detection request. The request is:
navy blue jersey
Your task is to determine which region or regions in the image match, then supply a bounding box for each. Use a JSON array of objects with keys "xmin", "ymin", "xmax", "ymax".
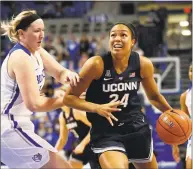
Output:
[
  {"xmin": 63, "ymin": 108, "xmax": 90, "ymax": 141},
  {"xmin": 86, "ymin": 51, "xmax": 145, "ymax": 134}
]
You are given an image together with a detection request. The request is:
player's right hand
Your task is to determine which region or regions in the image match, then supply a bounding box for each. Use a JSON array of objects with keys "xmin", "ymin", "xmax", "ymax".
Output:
[{"xmin": 95, "ymin": 101, "xmax": 122, "ymax": 126}]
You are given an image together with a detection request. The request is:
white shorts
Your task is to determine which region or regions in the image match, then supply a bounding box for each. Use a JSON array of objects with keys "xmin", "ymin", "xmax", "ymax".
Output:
[
  {"xmin": 186, "ymin": 137, "xmax": 191, "ymax": 160},
  {"xmin": 1, "ymin": 114, "xmax": 57, "ymax": 168}
]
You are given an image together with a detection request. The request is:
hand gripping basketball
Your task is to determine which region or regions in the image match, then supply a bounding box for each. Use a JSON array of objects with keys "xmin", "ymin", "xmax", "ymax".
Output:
[{"xmin": 156, "ymin": 109, "xmax": 192, "ymax": 145}]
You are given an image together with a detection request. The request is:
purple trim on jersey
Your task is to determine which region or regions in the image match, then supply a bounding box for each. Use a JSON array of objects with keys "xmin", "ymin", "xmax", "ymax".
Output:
[
  {"xmin": 9, "ymin": 43, "xmax": 31, "ymax": 56},
  {"xmin": 10, "ymin": 115, "xmax": 42, "ymax": 148},
  {"xmin": 10, "ymin": 114, "xmax": 18, "ymax": 128},
  {"xmin": 4, "ymin": 85, "xmax": 20, "ymax": 114}
]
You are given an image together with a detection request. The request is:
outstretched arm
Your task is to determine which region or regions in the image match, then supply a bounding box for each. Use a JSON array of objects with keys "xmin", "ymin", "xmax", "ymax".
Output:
[
  {"xmin": 10, "ymin": 50, "xmax": 65, "ymax": 112},
  {"xmin": 39, "ymin": 47, "xmax": 79, "ymax": 86},
  {"xmin": 140, "ymin": 56, "xmax": 172, "ymax": 112}
]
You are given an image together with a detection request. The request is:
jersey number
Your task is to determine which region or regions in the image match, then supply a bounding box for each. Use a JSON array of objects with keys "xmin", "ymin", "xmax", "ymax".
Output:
[{"xmin": 109, "ymin": 93, "xmax": 129, "ymax": 107}]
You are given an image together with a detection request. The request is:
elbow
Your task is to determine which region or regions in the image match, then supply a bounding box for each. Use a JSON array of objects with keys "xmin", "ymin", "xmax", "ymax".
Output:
[
  {"xmin": 26, "ymin": 103, "xmax": 39, "ymax": 112},
  {"xmin": 25, "ymin": 99, "xmax": 41, "ymax": 112}
]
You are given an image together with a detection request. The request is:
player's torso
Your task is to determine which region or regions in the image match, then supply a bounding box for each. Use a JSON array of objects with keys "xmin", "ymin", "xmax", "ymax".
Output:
[
  {"xmin": 63, "ymin": 109, "xmax": 89, "ymax": 140},
  {"xmin": 86, "ymin": 51, "xmax": 144, "ymax": 130},
  {"xmin": 1, "ymin": 43, "xmax": 45, "ymax": 116}
]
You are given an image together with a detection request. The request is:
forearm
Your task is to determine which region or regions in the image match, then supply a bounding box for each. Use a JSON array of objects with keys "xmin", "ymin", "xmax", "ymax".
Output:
[
  {"xmin": 55, "ymin": 137, "xmax": 67, "ymax": 151},
  {"xmin": 63, "ymin": 95, "xmax": 97, "ymax": 113},
  {"xmin": 149, "ymin": 94, "xmax": 172, "ymax": 112},
  {"xmin": 33, "ymin": 96, "xmax": 64, "ymax": 112}
]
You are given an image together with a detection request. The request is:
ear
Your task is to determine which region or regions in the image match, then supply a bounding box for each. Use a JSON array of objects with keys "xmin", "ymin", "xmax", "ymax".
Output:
[
  {"xmin": 131, "ymin": 39, "xmax": 136, "ymax": 46},
  {"xmin": 17, "ymin": 29, "xmax": 24, "ymax": 36}
]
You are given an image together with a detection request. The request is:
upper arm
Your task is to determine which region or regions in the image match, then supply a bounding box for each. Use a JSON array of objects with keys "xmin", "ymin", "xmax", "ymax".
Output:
[
  {"xmin": 38, "ymin": 48, "xmax": 65, "ymax": 81},
  {"xmin": 140, "ymin": 56, "xmax": 160, "ymax": 99},
  {"xmin": 10, "ymin": 50, "xmax": 41, "ymax": 110},
  {"xmin": 65, "ymin": 56, "xmax": 104, "ymax": 97},
  {"xmin": 180, "ymin": 92, "xmax": 189, "ymax": 116}
]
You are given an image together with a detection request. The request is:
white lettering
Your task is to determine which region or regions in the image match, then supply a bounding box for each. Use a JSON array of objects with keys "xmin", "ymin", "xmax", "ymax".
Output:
[{"xmin": 103, "ymin": 82, "xmax": 138, "ymax": 92}]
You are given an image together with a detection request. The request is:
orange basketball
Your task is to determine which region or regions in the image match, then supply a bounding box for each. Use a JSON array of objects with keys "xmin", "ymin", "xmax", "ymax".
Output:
[{"xmin": 156, "ymin": 109, "xmax": 192, "ymax": 145}]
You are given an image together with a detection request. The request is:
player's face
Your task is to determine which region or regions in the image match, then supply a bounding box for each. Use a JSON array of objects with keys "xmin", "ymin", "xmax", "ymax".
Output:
[
  {"xmin": 188, "ymin": 65, "xmax": 192, "ymax": 81},
  {"xmin": 109, "ymin": 24, "xmax": 135, "ymax": 59},
  {"xmin": 22, "ymin": 19, "xmax": 45, "ymax": 51}
]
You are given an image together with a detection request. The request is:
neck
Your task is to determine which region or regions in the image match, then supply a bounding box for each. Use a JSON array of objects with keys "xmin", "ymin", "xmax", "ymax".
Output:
[
  {"xmin": 112, "ymin": 51, "xmax": 131, "ymax": 74},
  {"xmin": 19, "ymin": 41, "xmax": 36, "ymax": 55}
]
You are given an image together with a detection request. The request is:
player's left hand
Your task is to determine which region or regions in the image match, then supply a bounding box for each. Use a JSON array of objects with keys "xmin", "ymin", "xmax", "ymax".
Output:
[
  {"xmin": 63, "ymin": 70, "xmax": 80, "ymax": 86},
  {"xmin": 73, "ymin": 144, "xmax": 85, "ymax": 154},
  {"xmin": 172, "ymin": 145, "xmax": 180, "ymax": 163}
]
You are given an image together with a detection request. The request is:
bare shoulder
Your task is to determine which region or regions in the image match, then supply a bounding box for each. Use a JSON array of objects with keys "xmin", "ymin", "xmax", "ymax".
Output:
[
  {"xmin": 140, "ymin": 56, "xmax": 154, "ymax": 78},
  {"xmin": 84, "ymin": 55, "xmax": 104, "ymax": 68},
  {"xmin": 180, "ymin": 91, "xmax": 187, "ymax": 100},
  {"xmin": 80, "ymin": 55, "xmax": 104, "ymax": 80},
  {"xmin": 10, "ymin": 49, "xmax": 30, "ymax": 61},
  {"xmin": 140, "ymin": 56, "xmax": 153, "ymax": 68},
  {"xmin": 9, "ymin": 49, "xmax": 31, "ymax": 68}
]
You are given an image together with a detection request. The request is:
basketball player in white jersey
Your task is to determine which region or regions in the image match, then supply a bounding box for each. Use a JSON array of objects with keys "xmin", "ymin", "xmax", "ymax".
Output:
[
  {"xmin": 1, "ymin": 10, "xmax": 121, "ymax": 169},
  {"xmin": 172, "ymin": 64, "xmax": 192, "ymax": 169}
]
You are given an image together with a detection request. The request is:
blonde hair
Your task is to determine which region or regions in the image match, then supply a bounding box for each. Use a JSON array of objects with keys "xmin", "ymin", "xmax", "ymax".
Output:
[{"xmin": 1, "ymin": 10, "xmax": 37, "ymax": 43}]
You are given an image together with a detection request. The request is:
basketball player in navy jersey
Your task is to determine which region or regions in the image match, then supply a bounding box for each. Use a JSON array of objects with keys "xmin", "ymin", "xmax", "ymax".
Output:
[
  {"xmin": 1, "ymin": 10, "xmax": 121, "ymax": 168},
  {"xmin": 55, "ymin": 105, "xmax": 98, "ymax": 169},
  {"xmin": 63, "ymin": 22, "xmax": 174, "ymax": 169}
]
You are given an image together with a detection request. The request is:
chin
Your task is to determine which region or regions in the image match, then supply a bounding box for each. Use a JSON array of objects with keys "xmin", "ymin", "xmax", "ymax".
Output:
[{"xmin": 111, "ymin": 52, "xmax": 123, "ymax": 60}]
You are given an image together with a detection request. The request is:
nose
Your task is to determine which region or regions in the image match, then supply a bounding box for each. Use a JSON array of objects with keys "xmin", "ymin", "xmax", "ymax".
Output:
[
  {"xmin": 40, "ymin": 30, "xmax": 44, "ymax": 39},
  {"xmin": 114, "ymin": 35, "xmax": 121, "ymax": 41}
]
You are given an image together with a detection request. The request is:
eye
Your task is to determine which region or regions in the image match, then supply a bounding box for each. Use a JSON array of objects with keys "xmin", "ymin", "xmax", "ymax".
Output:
[
  {"xmin": 110, "ymin": 33, "xmax": 116, "ymax": 37},
  {"xmin": 122, "ymin": 34, "xmax": 127, "ymax": 37}
]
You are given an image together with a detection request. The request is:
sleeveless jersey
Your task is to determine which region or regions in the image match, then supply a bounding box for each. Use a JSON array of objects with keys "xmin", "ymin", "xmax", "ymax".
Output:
[
  {"xmin": 63, "ymin": 108, "xmax": 90, "ymax": 141},
  {"xmin": 86, "ymin": 51, "xmax": 144, "ymax": 132},
  {"xmin": 1, "ymin": 43, "xmax": 45, "ymax": 116},
  {"xmin": 185, "ymin": 88, "xmax": 192, "ymax": 117}
]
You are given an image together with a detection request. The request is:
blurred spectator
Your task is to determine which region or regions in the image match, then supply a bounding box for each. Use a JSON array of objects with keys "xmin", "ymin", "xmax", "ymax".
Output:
[
  {"xmin": 88, "ymin": 36, "xmax": 98, "ymax": 57},
  {"xmin": 44, "ymin": 32, "xmax": 54, "ymax": 43},
  {"xmin": 78, "ymin": 52, "xmax": 89, "ymax": 72},
  {"xmin": 79, "ymin": 33, "xmax": 90, "ymax": 55},
  {"xmin": 66, "ymin": 34, "xmax": 80, "ymax": 71},
  {"xmin": 55, "ymin": 2, "xmax": 65, "ymax": 18},
  {"xmin": 53, "ymin": 35, "xmax": 69, "ymax": 66},
  {"xmin": 95, "ymin": 34, "xmax": 108, "ymax": 55},
  {"xmin": 44, "ymin": 40, "xmax": 58, "ymax": 59},
  {"xmin": 155, "ymin": 7, "xmax": 168, "ymax": 50},
  {"xmin": 138, "ymin": 17, "xmax": 160, "ymax": 57}
]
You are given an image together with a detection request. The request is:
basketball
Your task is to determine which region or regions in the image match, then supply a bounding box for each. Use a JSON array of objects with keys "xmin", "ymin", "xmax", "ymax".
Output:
[{"xmin": 156, "ymin": 109, "xmax": 192, "ymax": 145}]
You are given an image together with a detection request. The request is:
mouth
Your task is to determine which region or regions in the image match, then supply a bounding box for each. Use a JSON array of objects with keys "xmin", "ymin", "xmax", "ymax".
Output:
[{"xmin": 113, "ymin": 44, "xmax": 123, "ymax": 49}]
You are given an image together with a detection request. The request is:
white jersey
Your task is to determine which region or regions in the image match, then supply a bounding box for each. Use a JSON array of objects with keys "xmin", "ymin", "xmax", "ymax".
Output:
[
  {"xmin": 185, "ymin": 87, "xmax": 192, "ymax": 160},
  {"xmin": 185, "ymin": 88, "xmax": 192, "ymax": 117},
  {"xmin": 1, "ymin": 43, "xmax": 45, "ymax": 116},
  {"xmin": 1, "ymin": 43, "xmax": 57, "ymax": 168}
]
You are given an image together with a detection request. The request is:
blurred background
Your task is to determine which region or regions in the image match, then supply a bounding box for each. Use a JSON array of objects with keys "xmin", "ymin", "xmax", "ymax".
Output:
[{"xmin": 1, "ymin": 1, "xmax": 192, "ymax": 169}]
